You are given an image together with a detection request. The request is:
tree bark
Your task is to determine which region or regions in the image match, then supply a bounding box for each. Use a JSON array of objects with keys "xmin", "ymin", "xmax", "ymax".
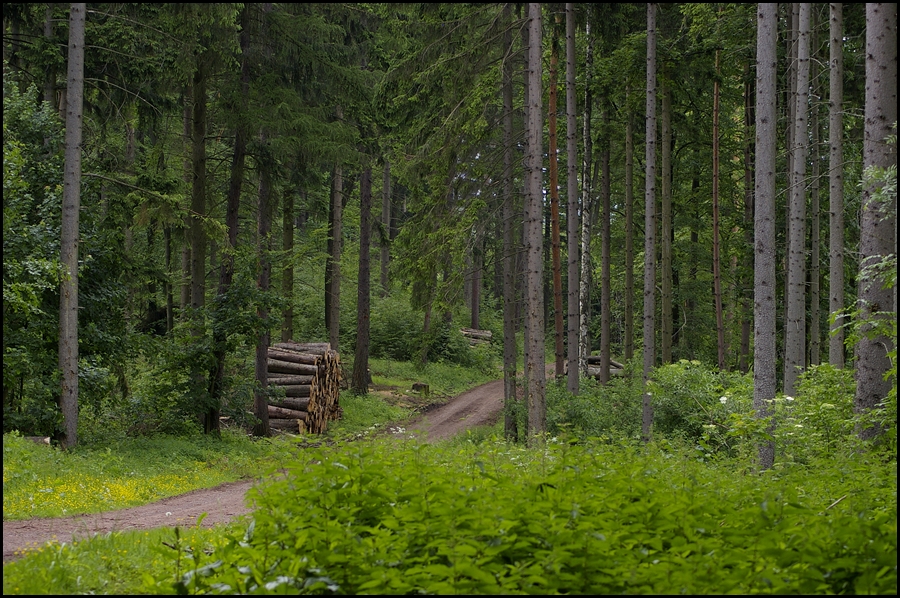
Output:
[
  {"xmin": 325, "ymin": 106, "xmax": 343, "ymax": 352},
  {"xmin": 352, "ymin": 166, "xmax": 373, "ymax": 395},
  {"xmin": 525, "ymin": 3, "xmax": 546, "ymax": 443},
  {"xmin": 642, "ymin": 3, "xmax": 657, "ymax": 444},
  {"xmin": 208, "ymin": 4, "xmax": 251, "ymax": 436},
  {"xmin": 754, "ymin": 2, "xmax": 778, "ymax": 471},
  {"xmin": 854, "ymin": 2, "xmax": 897, "ymax": 440},
  {"xmin": 578, "ymin": 18, "xmax": 595, "ymax": 378},
  {"xmin": 599, "ymin": 110, "xmax": 611, "ymax": 385},
  {"xmin": 661, "ymin": 80, "xmax": 674, "ymax": 366},
  {"xmin": 624, "ymin": 85, "xmax": 635, "ymax": 363},
  {"xmin": 58, "ymin": 2, "xmax": 86, "ymax": 450},
  {"xmin": 282, "ymin": 180, "xmax": 294, "ymax": 342},
  {"xmin": 809, "ymin": 17, "xmax": 822, "ymax": 366},
  {"xmin": 828, "ymin": 2, "xmax": 846, "ymax": 368},
  {"xmin": 253, "ymin": 126, "xmax": 274, "ymax": 438},
  {"xmin": 565, "ymin": 2, "xmax": 579, "ymax": 394},
  {"xmin": 712, "ymin": 50, "xmax": 726, "ymax": 370},
  {"xmin": 784, "ymin": 3, "xmax": 811, "ymax": 396},
  {"xmin": 501, "ymin": 3, "xmax": 519, "ymax": 441},
  {"xmin": 739, "ymin": 59, "xmax": 755, "ymax": 374},
  {"xmin": 548, "ymin": 17, "xmax": 565, "ymax": 380},
  {"xmin": 380, "ymin": 159, "xmax": 391, "ymax": 297}
]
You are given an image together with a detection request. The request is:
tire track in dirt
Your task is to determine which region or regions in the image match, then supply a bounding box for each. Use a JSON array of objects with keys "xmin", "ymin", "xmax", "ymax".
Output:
[{"xmin": 3, "ymin": 376, "xmax": 513, "ymax": 563}]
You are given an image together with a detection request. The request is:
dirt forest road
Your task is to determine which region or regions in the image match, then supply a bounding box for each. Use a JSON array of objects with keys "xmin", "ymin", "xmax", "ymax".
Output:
[{"xmin": 2, "ymin": 376, "xmax": 509, "ymax": 563}]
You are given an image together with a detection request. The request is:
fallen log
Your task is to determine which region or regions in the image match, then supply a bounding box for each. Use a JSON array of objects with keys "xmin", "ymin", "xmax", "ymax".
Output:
[
  {"xmin": 460, "ymin": 327, "xmax": 492, "ymax": 340},
  {"xmin": 267, "ymin": 358, "xmax": 319, "ymax": 376},
  {"xmin": 586, "ymin": 365, "xmax": 624, "ymax": 378},
  {"xmin": 270, "ymin": 397, "xmax": 311, "ymax": 412},
  {"xmin": 268, "ymin": 404, "xmax": 309, "ymax": 420},
  {"xmin": 267, "ymin": 348, "xmax": 321, "ymax": 366},
  {"xmin": 586, "ymin": 355, "xmax": 625, "ymax": 369},
  {"xmin": 278, "ymin": 384, "xmax": 312, "ymax": 398},
  {"xmin": 273, "ymin": 342, "xmax": 330, "ymax": 355},
  {"xmin": 267, "ymin": 375, "xmax": 315, "ymax": 386},
  {"xmin": 268, "ymin": 418, "xmax": 308, "ymax": 433}
]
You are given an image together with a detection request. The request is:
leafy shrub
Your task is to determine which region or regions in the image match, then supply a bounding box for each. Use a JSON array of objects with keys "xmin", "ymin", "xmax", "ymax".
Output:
[
  {"xmin": 648, "ymin": 359, "xmax": 752, "ymax": 449},
  {"xmin": 547, "ymin": 370, "xmax": 644, "ymax": 442},
  {"xmin": 172, "ymin": 438, "xmax": 897, "ymax": 595},
  {"xmin": 368, "ymin": 294, "xmax": 421, "ymax": 361},
  {"xmin": 774, "ymin": 364, "xmax": 856, "ymax": 463}
]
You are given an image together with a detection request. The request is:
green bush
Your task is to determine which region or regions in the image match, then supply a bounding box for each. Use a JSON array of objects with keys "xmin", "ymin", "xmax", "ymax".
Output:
[
  {"xmin": 170, "ymin": 438, "xmax": 897, "ymax": 595},
  {"xmin": 775, "ymin": 364, "xmax": 856, "ymax": 464},
  {"xmin": 547, "ymin": 370, "xmax": 644, "ymax": 442},
  {"xmin": 648, "ymin": 360, "xmax": 752, "ymax": 449}
]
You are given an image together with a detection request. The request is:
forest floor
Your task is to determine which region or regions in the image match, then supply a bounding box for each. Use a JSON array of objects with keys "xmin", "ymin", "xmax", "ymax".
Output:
[{"xmin": 2, "ymin": 375, "xmax": 511, "ymax": 563}]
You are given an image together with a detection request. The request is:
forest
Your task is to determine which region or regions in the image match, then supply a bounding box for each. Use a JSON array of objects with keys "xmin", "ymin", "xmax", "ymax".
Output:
[{"xmin": 2, "ymin": 3, "xmax": 897, "ymax": 594}]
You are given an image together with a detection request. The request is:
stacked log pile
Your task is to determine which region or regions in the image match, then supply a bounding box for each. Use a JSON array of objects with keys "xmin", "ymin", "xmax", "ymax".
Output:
[
  {"xmin": 265, "ymin": 342, "xmax": 342, "ymax": 434},
  {"xmin": 460, "ymin": 327, "xmax": 492, "ymax": 346}
]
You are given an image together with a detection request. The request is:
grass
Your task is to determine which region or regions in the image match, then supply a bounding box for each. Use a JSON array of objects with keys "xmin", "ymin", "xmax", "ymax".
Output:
[
  {"xmin": 3, "ymin": 358, "xmax": 896, "ymax": 595},
  {"xmin": 1, "ymin": 429, "xmax": 298, "ymax": 521},
  {"xmin": 5, "ymin": 436, "xmax": 894, "ymax": 595}
]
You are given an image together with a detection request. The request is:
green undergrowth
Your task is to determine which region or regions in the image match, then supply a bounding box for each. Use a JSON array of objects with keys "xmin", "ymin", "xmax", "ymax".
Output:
[
  {"xmin": 172, "ymin": 438, "xmax": 896, "ymax": 595},
  {"xmin": 7, "ymin": 437, "xmax": 894, "ymax": 595},
  {"xmin": 367, "ymin": 357, "xmax": 498, "ymax": 398},
  {"xmin": 2, "ymin": 429, "xmax": 298, "ymax": 521},
  {"xmin": 4, "ymin": 435, "xmax": 896, "ymax": 594}
]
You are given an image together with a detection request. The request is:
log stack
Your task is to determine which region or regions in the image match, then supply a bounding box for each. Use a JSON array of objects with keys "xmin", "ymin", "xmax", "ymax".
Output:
[
  {"xmin": 460, "ymin": 327, "xmax": 492, "ymax": 346},
  {"xmin": 265, "ymin": 342, "xmax": 342, "ymax": 434}
]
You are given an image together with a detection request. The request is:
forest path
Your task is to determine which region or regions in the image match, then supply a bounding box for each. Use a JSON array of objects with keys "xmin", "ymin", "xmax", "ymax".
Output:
[{"xmin": 3, "ymin": 372, "xmax": 520, "ymax": 563}]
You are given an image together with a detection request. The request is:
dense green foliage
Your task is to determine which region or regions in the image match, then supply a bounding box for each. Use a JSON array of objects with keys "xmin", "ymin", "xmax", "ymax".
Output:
[{"xmin": 6, "ymin": 435, "xmax": 894, "ymax": 595}]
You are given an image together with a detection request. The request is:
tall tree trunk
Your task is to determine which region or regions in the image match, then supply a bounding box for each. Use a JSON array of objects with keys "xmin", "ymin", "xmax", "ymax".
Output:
[
  {"xmin": 548, "ymin": 18, "xmax": 564, "ymax": 380},
  {"xmin": 325, "ymin": 106, "xmax": 343, "ymax": 352},
  {"xmin": 352, "ymin": 166, "xmax": 373, "ymax": 395},
  {"xmin": 282, "ymin": 183, "xmax": 294, "ymax": 342},
  {"xmin": 43, "ymin": 5, "xmax": 56, "ymax": 110},
  {"xmin": 208, "ymin": 4, "xmax": 251, "ymax": 436},
  {"xmin": 190, "ymin": 63, "xmax": 207, "ymax": 317},
  {"xmin": 712, "ymin": 50, "xmax": 726, "ymax": 370},
  {"xmin": 578, "ymin": 18, "xmax": 595, "ymax": 377},
  {"xmin": 624, "ymin": 86, "xmax": 635, "ymax": 363},
  {"xmin": 502, "ymin": 2, "xmax": 518, "ymax": 441},
  {"xmin": 783, "ymin": 3, "xmax": 798, "ymax": 346},
  {"xmin": 188, "ymin": 55, "xmax": 209, "ymax": 430},
  {"xmin": 642, "ymin": 3, "xmax": 657, "ymax": 444},
  {"xmin": 754, "ymin": 2, "xmax": 778, "ymax": 471},
  {"xmin": 809, "ymin": 17, "xmax": 821, "ymax": 366},
  {"xmin": 828, "ymin": 2, "xmax": 846, "ymax": 368},
  {"xmin": 565, "ymin": 2, "xmax": 580, "ymax": 394},
  {"xmin": 784, "ymin": 3, "xmax": 811, "ymax": 396},
  {"xmin": 661, "ymin": 80, "xmax": 674, "ymax": 365},
  {"xmin": 470, "ymin": 227, "xmax": 483, "ymax": 330},
  {"xmin": 380, "ymin": 159, "xmax": 391, "ymax": 297},
  {"xmin": 164, "ymin": 226, "xmax": 174, "ymax": 332},
  {"xmin": 180, "ymin": 88, "xmax": 191, "ymax": 315},
  {"xmin": 253, "ymin": 134, "xmax": 273, "ymax": 438},
  {"xmin": 740, "ymin": 59, "xmax": 755, "ymax": 374},
  {"xmin": 599, "ymin": 109, "xmax": 611, "ymax": 385},
  {"xmin": 58, "ymin": 2, "xmax": 85, "ymax": 450},
  {"xmin": 854, "ymin": 2, "xmax": 897, "ymax": 440},
  {"xmin": 525, "ymin": 2, "xmax": 546, "ymax": 444}
]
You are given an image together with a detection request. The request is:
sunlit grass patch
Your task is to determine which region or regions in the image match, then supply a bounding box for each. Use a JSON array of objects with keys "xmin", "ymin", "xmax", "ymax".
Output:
[
  {"xmin": 2, "ymin": 430, "xmax": 298, "ymax": 520},
  {"xmin": 2, "ymin": 523, "xmax": 240, "ymax": 595}
]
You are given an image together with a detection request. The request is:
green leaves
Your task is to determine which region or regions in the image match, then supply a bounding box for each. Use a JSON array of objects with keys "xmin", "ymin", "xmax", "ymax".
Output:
[{"xmin": 173, "ymin": 438, "xmax": 897, "ymax": 594}]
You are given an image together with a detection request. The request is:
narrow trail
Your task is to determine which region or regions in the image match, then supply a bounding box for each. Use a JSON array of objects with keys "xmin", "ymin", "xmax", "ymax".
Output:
[{"xmin": 3, "ymin": 375, "xmax": 512, "ymax": 563}]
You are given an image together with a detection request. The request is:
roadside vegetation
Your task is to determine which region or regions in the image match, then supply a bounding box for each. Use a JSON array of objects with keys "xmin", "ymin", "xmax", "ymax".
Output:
[{"xmin": 3, "ymin": 359, "xmax": 896, "ymax": 595}]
